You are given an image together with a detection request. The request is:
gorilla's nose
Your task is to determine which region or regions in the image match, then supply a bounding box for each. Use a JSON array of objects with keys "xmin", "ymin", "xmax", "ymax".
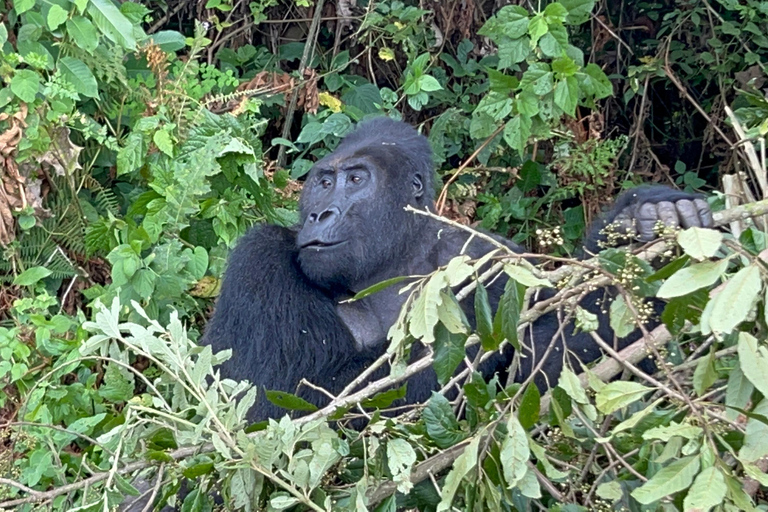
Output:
[{"xmin": 308, "ymin": 206, "xmax": 340, "ymax": 224}]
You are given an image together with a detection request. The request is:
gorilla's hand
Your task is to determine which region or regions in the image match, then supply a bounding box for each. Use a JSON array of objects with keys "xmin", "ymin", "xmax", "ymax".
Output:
[{"xmin": 588, "ymin": 185, "xmax": 714, "ymax": 252}]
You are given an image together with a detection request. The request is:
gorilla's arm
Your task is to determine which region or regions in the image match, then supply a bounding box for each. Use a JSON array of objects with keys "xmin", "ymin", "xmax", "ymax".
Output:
[{"xmin": 203, "ymin": 225, "xmax": 365, "ymax": 420}]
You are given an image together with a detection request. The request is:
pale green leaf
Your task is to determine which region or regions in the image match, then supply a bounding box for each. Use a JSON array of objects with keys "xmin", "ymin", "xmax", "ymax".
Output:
[
  {"xmin": 501, "ymin": 413, "xmax": 530, "ymax": 488},
  {"xmin": 13, "ymin": 0, "xmax": 34, "ymax": 15},
  {"xmin": 66, "ymin": 16, "xmax": 99, "ymax": 52},
  {"xmin": 656, "ymin": 259, "xmax": 729, "ymax": 299},
  {"xmin": 677, "ymin": 227, "xmax": 722, "ymax": 260},
  {"xmin": 503, "ymin": 262, "xmax": 549, "ymax": 287},
  {"xmin": 387, "ymin": 438, "xmax": 417, "ymax": 494},
  {"xmin": 153, "ymin": 129, "xmax": 174, "ymax": 156},
  {"xmin": 631, "ymin": 456, "xmax": 700, "ymax": 504},
  {"xmin": 737, "ymin": 333, "xmax": 768, "ymax": 410},
  {"xmin": 708, "ymin": 264, "xmax": 762, "ymax": 335},
  {"xmin": 10, "ymin": 69, "xmax": 40, "ymax": 103},
  {"xmin": 47, "ymin": 4, "xmax": 69, "ymax": 30},
  {"xmin": 554, "ymin": 76, "xmax": 579, "ymax": 117},
  {"xmin": 595, "ymin": 381, "xmax": 652, "ymax": 414},
  {"xmin": 13, "ymin": 266, "xmax": 52, "ymax": 286},
  {"xmin": 642, "ymin": 421, "xmax": 703, "ymax": 442},
  {"xmin": 683, "ymin": 466, "xmax": 727, "ymax": 512},
  {"xmin": 437, "ymin": 437, "xmax": 480, "ymax": 512},
  {"xmin": 557, "ymin": 367, "xmax": 588, "ymax": 404},
  {"xmin": 419, "ymin": 75, "xmax": 443, "ymax": 92},
  {"xmin": 609, "ymin": 295, "xmax": 635, "ymax": 338}
]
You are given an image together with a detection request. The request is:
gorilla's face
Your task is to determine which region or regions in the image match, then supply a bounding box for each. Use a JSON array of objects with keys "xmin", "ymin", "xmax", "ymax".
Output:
[{"xmin": 296, "ymin": 149, "xmax": 426, "ymax": 292}]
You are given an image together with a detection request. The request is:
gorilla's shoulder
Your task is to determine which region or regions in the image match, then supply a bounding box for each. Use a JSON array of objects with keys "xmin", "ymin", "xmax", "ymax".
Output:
[{"xmin": 226, "ymin": 224, "xmax": 299, "ymax": 272}]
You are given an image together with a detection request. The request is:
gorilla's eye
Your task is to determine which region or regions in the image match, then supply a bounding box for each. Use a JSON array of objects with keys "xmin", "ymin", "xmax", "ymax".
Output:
[
  {"xmin": 320, "ymin": 178, "xmax": 332, "ymax": 189},
  {"xmin": 349, "ymin": 174, "xmax": 362, "ymax": 184}
]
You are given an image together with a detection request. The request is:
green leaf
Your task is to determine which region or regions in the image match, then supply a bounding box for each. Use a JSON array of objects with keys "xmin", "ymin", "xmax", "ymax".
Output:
[
  {"xmin": 117, "ymin": 132, "xmax": 145, "ymax": 176},
  {"xmin": 437, "ymin": 436, "xmax": 479, "ymax": 512},
  {"xmin": 595, "ymin": 381, "xmax": 652, "ymax": 414},
  {"xmin": 474, "ymin": 282, "xmax": 497, "ymax": 350},
  {"xmin": 528, "ymin": 14, "xmax": 548, "ymax": 47},
  {"xmin": 264, "ymin": 390, "xmax": 318, "ymax": 412},
  {"xmin": 47, "ymin": 4, "xmax": 69, "ymax": 30},
  {"xmin": 737, "ymin": 332, "xmax": 768, "ymax": 401},
  {"xmin": 498, "ymin": 37, "xmax": 530, "ymax": 68},
  {"xmin": 631, "ymin": 456, "xmax": 700, "ymax": 505},
  {"xmin": 579, "ymin": 63, "xmax": 613, "ymax": 98},
  {"xmin": 554, "ymin": 76, "xmax": 579, "ymax": 116},
  {"xmin": 503, "ymin": 115, "xmax": 532, "ymax": 157},
  {"xmin": 10, "ymin": 69, "xmax": 40, "ymax": 103},
  {"xmin": 707, "ymin": 264, "xmax": 762, "ymax": 335},
  {"xmin": 13, "ymin": 266, "xmax": 52, "ymax": 286},
  {"xmin": 131, "ymin": 268, "xmax": 156, "ymax": 299},
  {"xmin": 725, "ymin": 364, "xmax": 754, "ymax": 421},
  {"xmin": 98, "ymin": 364, "xmax": 134, "ymax": 402},
  {"xmin": 518, "ymin": 384, "xmax": 541, "ymax": 430},
  {"xmin": 543, "ymin": 2, "xmax": 569, "ymax": 22},
  {"xmin": 13, "ymin": 0, "xmax": 35, "ymax": 15},
  {"xmin": 186, "ymin": 246, "xmax": 208, "ymax": 280},
  {"xmin": 642, "ymin": 421, "xmax": 703, "ymax": 442},
  {"xmin": 500, "ymin": 413, "xmax": 530, "ymax": 488},
  {"xmin": 609, "ymin": 295, "xmax": 635, "ymax": 338},
  {"xmin": 419, "ymin": 75, "xmax": 442, "ymax": 92},
  {"xmin": 434, "ymin": 324, "xmax": 466, "ymax": 386},
  {"xmin": 150, "ymin": 30, "xmax": 186, "ymax": 52},
  {"xmin": 739, "ymin": 398, "xmax": 768, "ymax": 463},
  {"xmin": 424, "ymin": 393, "xmax": 465, "ymax": 449},
  {"xmin": 560, "ymin": 0, "xmax": 596, "ymax": 24},
  {"xmin": 59, "ymin": 56, "xmax": 98, "ymax": 98},
  {"xmin": 677, "ymin": 227, "xmax": 722, "ymax": 260},
  {"xmin": 656, "ymin": 259, "xmax": 729, "ymax": 298},
  {"xmin": 153, "ymin": 129, "xmax": 174, "ymax": 156},
  {"xmin": 478, "ymin": 5, "xmax": 529, "ymax": 40},
  {"xmin": 87, "ymin": 0, "xmax": 136, "ymax": 50},
  {"xmin": 66, "ymin": 16, "xmax": 99, "ymax": 53},
  {"xmin": 552, "ymin": 56, "xmax": 578, "ymax": 77},
  {"xmin": 351, "ymin": 276, "xmax": 409, "ymax": 300},
  {"xmin": 692, "ymin": 349, "xmax": 717, "ymax": 396}
]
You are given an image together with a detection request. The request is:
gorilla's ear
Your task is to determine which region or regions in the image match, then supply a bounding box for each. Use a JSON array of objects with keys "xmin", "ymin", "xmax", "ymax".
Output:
[{"xmin": 412, "ymin": 173, "xmax": 424, "ymax": 199}]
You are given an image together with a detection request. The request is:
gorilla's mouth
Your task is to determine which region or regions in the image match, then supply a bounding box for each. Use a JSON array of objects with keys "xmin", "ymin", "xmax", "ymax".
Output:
[{"xmin": 299, "ymin": 240, "xmax": 347, "ymax": 251}]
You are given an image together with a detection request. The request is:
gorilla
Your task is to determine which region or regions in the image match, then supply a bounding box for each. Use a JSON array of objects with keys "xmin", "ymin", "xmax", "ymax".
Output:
[{"xmin": 203, "ymin": 117, "xmax": 713, "ymax": 422}]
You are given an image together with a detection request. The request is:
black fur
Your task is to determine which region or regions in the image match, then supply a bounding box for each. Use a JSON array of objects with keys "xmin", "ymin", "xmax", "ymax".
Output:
[{"xmin": 203, "ymin": 117, "xmax": 711, "ymax": 422}]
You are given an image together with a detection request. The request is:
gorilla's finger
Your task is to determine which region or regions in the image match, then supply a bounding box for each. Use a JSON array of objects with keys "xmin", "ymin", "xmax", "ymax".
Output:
[
  {"xmin": 675, "ymin": 199, "xmax": 701, "ymax": 228},
  {"xmin": 656, "ymin": 201, "xmax": 680, "ymax": 228},
  {"xmin": 613, "ymin": 209, "xmax": 635, "ymax": 236},
  {"xmin": 694, "ymin": 198, "xmax": 713, "ymax": 228},
  {"xmin": 636, "ymin": 202, "xmax": 660, "ymax": 241}
]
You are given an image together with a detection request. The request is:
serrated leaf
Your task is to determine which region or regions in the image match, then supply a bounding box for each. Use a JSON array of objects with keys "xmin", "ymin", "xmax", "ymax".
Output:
[
  {"xmin": 503, "ymin": 115, "xmax": 532, "ymax": 157},
  {"xmin": 153, "ymin": 129, "xmax": 174, "ymax": 156},
  {"xmin": 708, "ymin": 264, "xmax": 762, "ymax": 335},
  {"xmin": 677, "ymin": 227, "xmax": 723, "ymax": 260},
  {"xmin": 59, "ymin": 56, "xmax": 98, "ymax": 98},
  {"xmin": 10, "ymin": 69, "xmax": 40, "ymax": 103},
  {"xmin": 554, "ymin": 76, "xmax": 579, "ymax": 116},
  {"xmin": 13, "ymin": 266, "xmax": 52, "ymax": 286},
  {"xmin": 656, "ymin": 259, "xmax": 729, "ymax": 298},
  {"xmin": 528, "ymin": 14, "xmax": 548, "ymax": 47},
  {"xmin": 595, "ymin": 381, "xmax": 652, "ymax": 414},
  {"xmin": 47, "ymin": 4, "xmax": 69, "ymax": 30},
  {"xmin": 631, "ymin": 456, "xmax": 700, "ymax": 504},
  {"xmin": 560, "ymin": 0, "xmax": 596, "ymax": 24},
  {"xmin": 682, "ymin": 466, "xmax": 726, "ymax": 512}
]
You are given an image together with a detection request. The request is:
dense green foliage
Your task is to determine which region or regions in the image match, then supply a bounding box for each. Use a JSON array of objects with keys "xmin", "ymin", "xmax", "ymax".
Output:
[{"xmin": 2, "ymin": 0, "xmax": 768, "ymax": 510}]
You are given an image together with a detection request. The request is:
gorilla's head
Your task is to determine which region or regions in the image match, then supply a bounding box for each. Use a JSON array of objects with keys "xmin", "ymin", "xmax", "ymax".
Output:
[{"xmin": 296, "ymin": 117, "xmax": 434, "ymax": 291}]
